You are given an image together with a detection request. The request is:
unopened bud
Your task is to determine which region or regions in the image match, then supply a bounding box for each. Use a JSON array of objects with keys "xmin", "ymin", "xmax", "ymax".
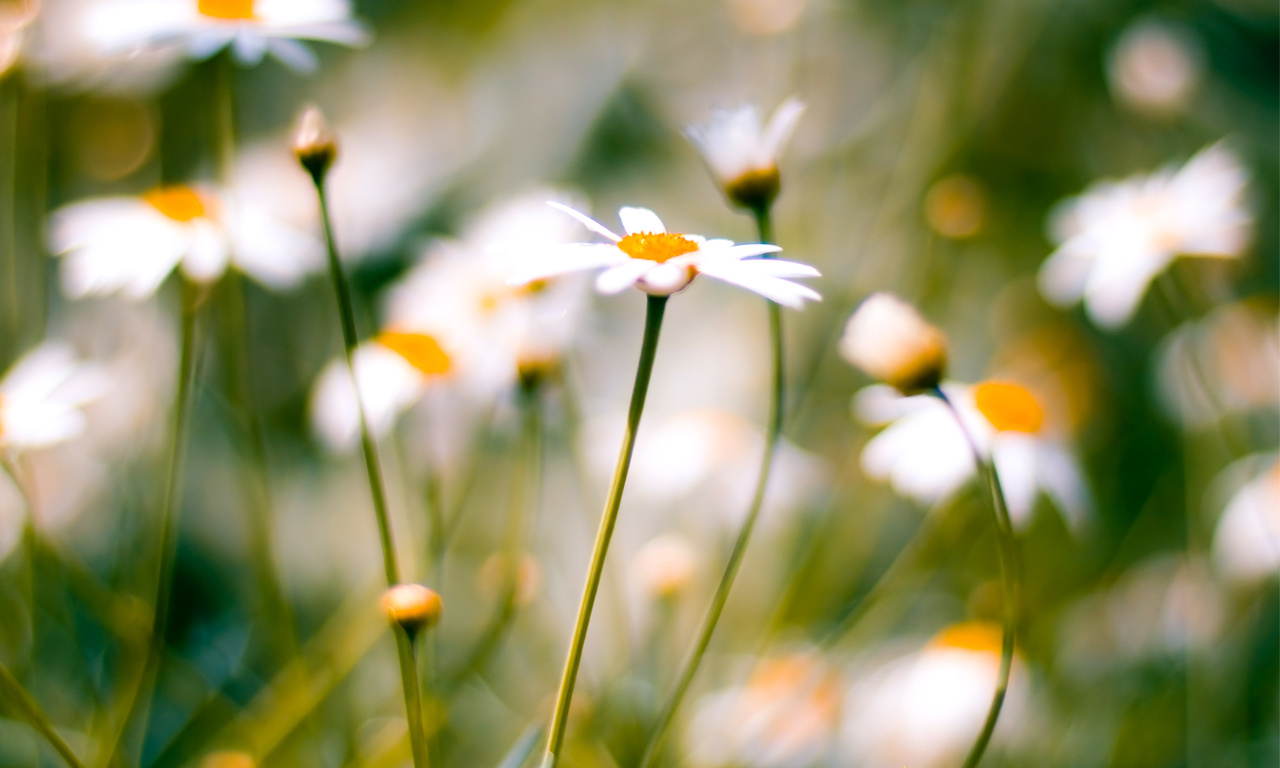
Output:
[
  {"xmin": 724, "ymin": 167, "xmax": 781, "ymax": 213},
  {"xmin": 839, "ymin": 292, "xmax": 947, "ymax": 394},
  {"xmin": 293, "ymin": 105, "xmax": 337, "ymax": 182},
  {"xmin": 381, "ymin": 583, "xmax": 442, "ymax": 633}
]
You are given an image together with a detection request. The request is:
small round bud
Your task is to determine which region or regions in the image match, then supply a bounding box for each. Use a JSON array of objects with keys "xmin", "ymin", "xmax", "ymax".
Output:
[
  {"xmin": 381, "ymin": 583, "xmax": 442, "ymax": 633},
  {"xmin": 839, "ymin": 292, "xmax": 948, "ymax": 394},
  {"xmin": 293, "ymin": 105, "xmax": 337, "ymax": 182}
]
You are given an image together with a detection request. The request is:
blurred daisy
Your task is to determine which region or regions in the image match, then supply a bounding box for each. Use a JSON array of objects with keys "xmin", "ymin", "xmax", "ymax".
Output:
[
  {"xmin": 854, "ymin": 381, "xmax": 1092, "ymax": 532},
  {"xmin": 686, "ymin": 653, "xmax": 841, "ymax": 768},
  {"xmin": 1038, "ymin": 142, "xmax": 1251, "ymax": 329},
  {"xmin": 1155, "ymin": 299, "xmax": 1280, "ymax": 428},
  {"xmin": 686, "ymin": 98, "xmax": 805, "ymax": 210},
  {"xmin": 508, "ymin": 204, "xmax": 821, "ymax": 308},
  {"xmin": 1210, "ymin": 456, "xmax": 1280, "ymax": 586},
  {"xmin": 85, "ymin": 0, "xmax": 369, "ymax": 72},
  {"xmin": 631, "ymin": 533, "xmax": 699, "ymax": 600},
  {"xmin": 1108, "ymin": 20, "xmax": 1202, "ymax": 117},
  {"xmin": 839, "ymin": 292, "xmax": 947, "ymax": 394},
  {"xmin": 840, "ymin": 623, "xmax": 1028, "ymax": 768},
  {"xmin": 1, "ymin": 343, "xmax": 108, "ymax": 453},
  {"xmin": 49, "ymin": 183, "xmax": 321, "ymax": 299}
]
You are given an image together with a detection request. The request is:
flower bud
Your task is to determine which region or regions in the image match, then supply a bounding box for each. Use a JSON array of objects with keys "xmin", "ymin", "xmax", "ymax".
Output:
[
  {"xmin": 839, "ymin": 292, "xmax": 947, "ymax": 394},
  {"xmin": 381, "ymin": 583, "xmax": 442, "ymax": 634},
  {"xmin": 632, "ymin": 534, "xmax": 698, "ymax": 599},
  {"xmin": 293, "ymin": 105, "xmax": 337, "ymax": 182}
]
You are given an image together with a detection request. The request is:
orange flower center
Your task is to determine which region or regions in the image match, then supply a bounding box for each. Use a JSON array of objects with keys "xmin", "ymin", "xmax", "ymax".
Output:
[
  {"xmin": 377, "ymin": 331, "xmax": 451, "ymax": 377},
  {"xmin": 616, "ymin": 232, "xmax": 699, "ymax": 263},
  {"xmin": 198, "ymin": 0, "xmax": 254, "ymax": 19},
  {"xmin": 930, "ymin": 621, "xmax": 1004, "ymax": 654},
  {"xmin": 973, "ymin": 380, "xmax": 1045, "ymax": 433},
  {"xmin": 145, "ymin": 186, "xmax": 207, "ymax": 222}
]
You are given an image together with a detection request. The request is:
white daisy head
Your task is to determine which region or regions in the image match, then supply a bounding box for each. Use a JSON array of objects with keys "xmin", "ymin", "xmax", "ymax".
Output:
[
  {"xmin": 686, "ymin": 97, "xmax": 805, "ymax": 211},
  {"xmin": 48, "ymin": 183, "xmax": 320, "ymax": 299},
  {"xmin": 630, "ymin": 533, "xmax": 699, "ymax": 600},
  {"xmin": 1108, "ymin": 19, "xmax": 1202, "ymax": 117},
  {"xmin": 0, "ymin": 343, "xmax": 110, "ymax": 452},
  {"xmin": 1211, "ymin": 456, "xmax": 1280, "ymax": 586},
  {"xmin": 1038, "ymin": 142, "xmax": 1252, "ymax": 329},
  {"xmin": 508, "ymin": 203, "xmax": 820, "ymax": 308},
  {"xmin": 85, "ymin": 0, "xmax": 370, "ymax": 73},
  {"xmin": 839, "ymin": 292, "xmax": 947, "ymax": 393}
]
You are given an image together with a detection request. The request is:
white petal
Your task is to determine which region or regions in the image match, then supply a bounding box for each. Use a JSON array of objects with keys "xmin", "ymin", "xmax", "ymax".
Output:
[
  {"xmin": 507, "ymin": 243, "xmax": 625, "ymax": 285},
  {"xmin": 618, "ymin": 206, "xmax": 666, "ymax": 236},
  {"xmin": 696, "ymin": 260, "xmax": 820, "ymax": 308},
  {"xmin": 547, "ymin": 201, "xmax": 621, "ymax": 242},
  {"xmin": 265, "ymin": 37, "xmax": 318, "ymax": 72},
  {"xmin": 595, "ymin": 259, "xmax": 653, "ymax": 294},
  {"xmin": 991, "ymin": 435, "xmax": 1039, "ymax": 530},
  {"xmin": 762, "ymin": 98, "xmax": 806, "ymax": 161}
]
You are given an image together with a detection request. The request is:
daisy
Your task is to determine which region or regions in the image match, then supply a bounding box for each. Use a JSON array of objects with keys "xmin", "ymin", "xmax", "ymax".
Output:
[
  {"xmin": 686, "ymin": 98, "xmax": 805, "ymax": 210},
  {"xmin": 0, "ymin": 343, "xmax": 109, "ymax": 453},
  {"xmin": 508, "ymin": 204, "xmax": 820, "ymax": 308},
  {"xmin": 84, "ymin": 0, "xmax": 369, "ymax": 73},
  {"xmin": 1210, "ymin": 456, "xmax": 1280, "ymax": 586},
  {"xmin": 853, "ymin": 381, "xmax": 1092, "ymax": 533},
  {"xmin": 48, "ymin": 183, "xmax": 321, "ymax": 300},
  {"xmin": 1038, "ymin": 142, "xmax": 1251, "ymax": 329},
  {"xmin": 839, "ymin": 292, "xmax": 948, "ymax": 394}
]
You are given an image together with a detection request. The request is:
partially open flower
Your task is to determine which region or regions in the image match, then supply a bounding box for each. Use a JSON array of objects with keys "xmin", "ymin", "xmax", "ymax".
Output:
[
  {"xmin": 839, "ymin": 293, "xmax": 947, "ymax": 394},
  {"xmin": 381, "ymin": 583, "xmax": 442, "ymax": 633},
  {"xmin": 293, "ymin": 105, "xmax": 337, "ymax": 182},
  {"xmin": 687, "ymin": 98, "xmax": 805, "ymax": 211}
]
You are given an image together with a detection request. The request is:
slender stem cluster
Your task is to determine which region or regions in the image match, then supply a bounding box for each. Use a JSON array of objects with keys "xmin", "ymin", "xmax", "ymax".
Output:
[{"xmin": 541, "ymin": 295, "xmax": 669, "ymax": 768}]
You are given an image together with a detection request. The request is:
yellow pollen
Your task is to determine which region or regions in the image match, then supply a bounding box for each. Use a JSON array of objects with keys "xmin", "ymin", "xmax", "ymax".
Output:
[
  {"xmin": 144, "ymin": 186, "xmax": 207, "ymax": 222},
  {"xmin": 198, "ymin": 0, "xmax": 254, "ymax": 19},
  {"xmin": 973, "ymin": 380, "xmax": 1045, "ymax": 433},
  {"xmin": 616, "ymin": 232, "xmax": 699, "ymax": 263},
  {"xmin": 377, "ymin": 331, "xmax": 451, "ymax": 377},
  {"xmin": 930, "ymin": 621, "xmax": 1004, "ymax": 654}
]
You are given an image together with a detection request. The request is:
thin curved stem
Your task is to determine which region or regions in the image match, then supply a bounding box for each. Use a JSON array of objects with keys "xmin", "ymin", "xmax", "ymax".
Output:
[
  {"xmin": 0, "ymin": 661, "xmax": 89, "ymax": 768},
  {"xmin": 636, "ymin": 206, "xmax": 785, "ymax": 768},
  {"xmin": 935, "ymin": 388, "xmax": 1019, "ymax": 768},
  {"xmin": 541, "ymin": 295, "xmax": 668, "ymax": 768},
  {"xmin": 311, "ymin": 174, "xmax": 429, "ymax": 768}
]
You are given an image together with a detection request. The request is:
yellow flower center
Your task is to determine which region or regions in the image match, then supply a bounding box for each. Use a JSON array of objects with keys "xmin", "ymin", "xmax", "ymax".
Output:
[
  {"xmin": 144, "ymin": 186, "xmax": 208, "ymax": 222},
  {"xmin": 973, "ymin": 380, "xmax": 1045, "ymax": 433},
  {"xmin": 616, "ymin": 232, "xmax": 699, "ymax": 263},
  {"xmin": 930, "ymin": 621, "xmax": 1004, "ymax": 654},
  {"xmin": 377, "ymin": 331, "xmax": 451, "ymax": 377},
  {"xmin": 198, "ymin": 0, "xmax": 254, "ymax": 19}
]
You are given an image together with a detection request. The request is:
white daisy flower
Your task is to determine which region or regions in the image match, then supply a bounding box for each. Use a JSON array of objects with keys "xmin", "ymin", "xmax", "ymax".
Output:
[
  {"xmin": 1210, "ymin": 456, "xmax": 1280, "ymax": 586},
  {"xmin": 839, "ymin": 292, "xmax": 948, "ymax": 394},
  {"xmin": 508, "ymin": 203, "xmax": 820, "ymax": 308},
  {"xmin": 84, "ymin": 0, "xmax": 369, "ymax": 73},
  {"xmin": 48, "ymin": 183, "xmax": 321, "ymax": 300},
  {"xmin": 0, "ymin": 343, "xmax": 109, "ymax": 452},
  {"xmin": 840, "ymin": 623, "xmax": 1029, "ymax": 768},
  {"xmin": 854, "ymin": 381, "xmax": 1092, "ymax": 533},
  {"xmin": 1108, "ymin": 20, "xmax": 1202, "ymax": 117},
  {"xmin": 686, "ymin": 98, "xmax": 805, "ymax": 209},
  {"xmin": 1038, "ymin": 142, "xmax": 1252, "ymax": 329}
]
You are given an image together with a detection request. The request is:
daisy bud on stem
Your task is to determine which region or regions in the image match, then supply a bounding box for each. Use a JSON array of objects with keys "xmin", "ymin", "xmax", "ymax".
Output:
[
  {"xmin": 294, "ymin": 106, "xmax": 337, "ymax": 184},
  {"xmin": 383, "ymin": 584, "xmax": 444, "ymax": 637},
  {"xmin": 839, "ymin": 292, "xmax": 948, "ymax": 394}
]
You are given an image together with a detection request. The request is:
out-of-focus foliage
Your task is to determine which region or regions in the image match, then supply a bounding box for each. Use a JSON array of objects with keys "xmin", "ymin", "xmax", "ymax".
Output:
[{"xmin": 0, "ymin": 0, "xmax": 1275, "ymax": 767}]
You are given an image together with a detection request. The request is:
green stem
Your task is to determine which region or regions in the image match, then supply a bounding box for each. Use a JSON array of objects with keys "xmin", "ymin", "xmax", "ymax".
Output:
[
  {"xmin": 540, "ymin": 295, "xmax": 668, "ymax": 768},
  {"xmin": 106, "ymin": 278, "xmax": 201, "ymax": 766},
  {"xmin": 310, "ymin": 174, "xmax": 431, "ymax": 768},
  {"xmin": 636, "ymin": 206, "xmax": 785, "ymax": 768},
  {"xmin": 935, "ymin": 389, "xmax": 1018, "ymax": 768},
  {"xmin": 0, "ymin": 661, "xmax": 89, "ymax": 768}
]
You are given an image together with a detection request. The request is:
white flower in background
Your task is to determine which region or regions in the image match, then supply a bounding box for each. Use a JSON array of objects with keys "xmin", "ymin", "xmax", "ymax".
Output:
[
  {"xmin": 1155, "ymin": 299, "xmax": 1280, "ymax": 427},
  {"xmin": 49, "ymin": 184, "xmax": 321, "ymax": 299},
  {"xmin": 0, "ymin": 0, "xmax": 38, "ymax": 76},
  {"xmin": 686, "ymin": 98, "xmax": 805, "ymax": 209},
  {"xmin": 1210, "ymin": 456, "xmax": 1280, "ymax": 585},
  {"xmin": 840, "ymin": 623, "xmax": 1028, "ymax": 768},
  {"xmin": 0, "ymin": 343, "xmax": 109, "ymax": 452},
  {"xmin": 1039, "ymin": 142, "xmax": 1252, "ymax": 329},
  {"xmin": 508, "ymin": 204, "xmax": 821, "ymax": 308},
  {"xmin": 839, "ymin": 292, "xmax": 948, "ymax": 393},
  {"xmin": 85, "ymin": 0, "xmax": 369, "ymax": 72},
  {"xmin": 686, "ymin": 654, "xmax": 840, "ymax": 768},
  {"xmin": 310, "ymin": 331, "xmax": 452, "ymax": 452},
  {"xmin": 631, "ymin": 533, "xmax": 698, "ymax": 600},
  {"xmin": 854, "ymin": 381, "xmax": 1092, "ymax": 533},
  {"xmin": 1109, "ymin": 20, "xmax": 1202, "ymax": 116}
]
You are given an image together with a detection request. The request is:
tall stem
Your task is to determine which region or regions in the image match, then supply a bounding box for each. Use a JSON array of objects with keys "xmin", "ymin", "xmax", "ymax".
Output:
[
  {"xmin": 936, "ymin": 389, "xmax": 1019, "ymax": 768},
  {"xmin": 0, "ymin": 661, "xmax": 89, "ymax": 768},
  {"xmin": 541, "ymin": 295, "xmax": 668, "ymax": 768},
  {"xmin": 310, "ymin": 174, "xmax": 429, "ymax": 768},
  {"xmin": 636, "ymin": 206, "xmax": 785, "ymax": 768}
]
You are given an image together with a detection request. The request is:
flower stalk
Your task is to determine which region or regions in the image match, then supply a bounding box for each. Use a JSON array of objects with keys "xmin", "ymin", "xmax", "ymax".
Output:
[
  {"xmin": 637, "ymin": 204, "xmax": 786, "ymax": 768},
  {"xmin": 935, "ymin": 387, "xmax": 1019, "ymax": 768},
  {"xmin": 541, "ymin": 294, "xmax": 669, "ymax": 768},
  {"xmin": 303, "ymin": 124, "xmax": 430, "ymax": 768}
]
